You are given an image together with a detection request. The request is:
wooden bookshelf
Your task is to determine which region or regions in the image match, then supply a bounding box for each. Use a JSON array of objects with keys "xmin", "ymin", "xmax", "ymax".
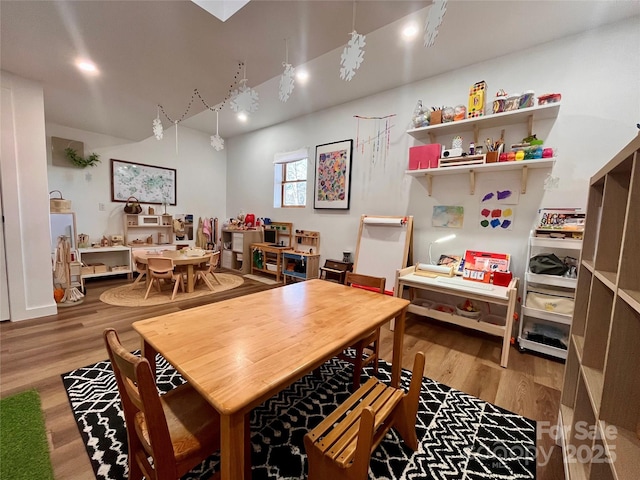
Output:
[{"xmin": 559, "ymin": 134, "xmax": 640, "ymax": 479}]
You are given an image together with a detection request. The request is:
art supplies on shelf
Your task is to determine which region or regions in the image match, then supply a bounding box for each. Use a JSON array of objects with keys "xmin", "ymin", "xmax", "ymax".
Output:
[
  {"xmin": 534, "ymin": 208, "xmax": 585, "ymax": 238},
  {"xmin": 437, "ymin": 254, "xmax": 463, "ymax": 275}
]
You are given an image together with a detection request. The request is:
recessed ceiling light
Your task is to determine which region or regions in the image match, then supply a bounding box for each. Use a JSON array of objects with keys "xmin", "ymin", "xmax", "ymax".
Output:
[
  {"xmin": 237, "ymin": 112, "xmax": 248, "ymax": 122},
  {"xmin": 76, "ymin": 60, "xmax": 99, "ymax": 74},
  {"xmin": 296, "ymin": 69, "xmax": 309, "ymax": 84},
  {"xmin": 401, "ymin": 23, "xmax": 419, "ymax": 40}
]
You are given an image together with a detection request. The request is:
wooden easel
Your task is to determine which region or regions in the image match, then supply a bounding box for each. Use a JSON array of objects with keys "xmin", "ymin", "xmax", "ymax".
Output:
[{"xmin": 353, "ymin": 215, "xmax": 413, "ymax": 293}]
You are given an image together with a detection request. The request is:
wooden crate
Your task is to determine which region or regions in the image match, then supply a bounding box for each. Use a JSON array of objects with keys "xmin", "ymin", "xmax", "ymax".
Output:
[{"xmin": 438, "ymin": 154, "xmax": 486, "ymax": 168}]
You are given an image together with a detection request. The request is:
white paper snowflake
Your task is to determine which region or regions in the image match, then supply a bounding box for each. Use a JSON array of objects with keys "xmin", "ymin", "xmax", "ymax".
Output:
[
  {"xmin": 279, "ymin": 63, "xmax": 295, "ymax": 102},
  {"xmin": 424, "ymin": 0, "xmax": 448, "ymax": 48},
  {"xmin": 210, "ymin": 134, "xmax": 224, "ymax": 151},
  {"xmin": 230, "ymin": 80, "xmax": 259, "ymax": 114},
  {"xmin": 339, "ymin": 31, "xmax": 366, "ymax": 81},
  {"xmin": 152, "ymin": 117, "xmax": 163, "ymax": 140}
]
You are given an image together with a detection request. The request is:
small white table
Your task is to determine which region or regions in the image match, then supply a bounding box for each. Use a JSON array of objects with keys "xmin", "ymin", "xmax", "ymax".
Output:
[{"xmin": 395, "ymin": 266, "xmax": 518, "ymax": 368}]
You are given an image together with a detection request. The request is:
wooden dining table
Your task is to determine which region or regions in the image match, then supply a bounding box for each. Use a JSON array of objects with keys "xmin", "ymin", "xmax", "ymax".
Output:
[
  {"xmin": 133, "ymin": 279, "xmax": 410, "ymax": 480},
  {"xmin": 135, "ymin": 249, "xmax": 209, "ymax": 293}
]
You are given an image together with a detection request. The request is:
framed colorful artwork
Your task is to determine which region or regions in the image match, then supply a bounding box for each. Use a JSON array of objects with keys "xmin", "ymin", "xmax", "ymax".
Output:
[{"xmin": 314, "ymin": 139, "xmax": 353, "ymax": 210}]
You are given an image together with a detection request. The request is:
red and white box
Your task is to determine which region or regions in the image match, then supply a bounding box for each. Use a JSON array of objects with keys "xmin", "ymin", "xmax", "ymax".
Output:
[{"xmin": 408, "ymin": 144, "xmax": 441, "ymax": 170}]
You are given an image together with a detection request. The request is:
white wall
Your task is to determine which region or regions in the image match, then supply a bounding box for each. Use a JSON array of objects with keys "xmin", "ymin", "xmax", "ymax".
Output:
[
  {"xmin": 46, "ymin": 124, "xmax": 227, "ymax": 245},
  {"xmin": 1, "ymin": 72, "xmax": 58, "ymax": 320},
  {"xmin": 226, "ymin": 18, "xmax": 640, "ymax": 287}
]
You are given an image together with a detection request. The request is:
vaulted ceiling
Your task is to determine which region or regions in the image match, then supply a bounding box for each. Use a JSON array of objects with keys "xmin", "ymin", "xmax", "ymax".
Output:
[{"xmin": 2, "ymin": 1, "xmax": 638, "ymax": 141}]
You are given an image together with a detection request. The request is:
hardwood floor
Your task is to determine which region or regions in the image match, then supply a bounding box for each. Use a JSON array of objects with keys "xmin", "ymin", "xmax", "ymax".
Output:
[{"xmin": 0, "ymin": 275, "xmax": 566, "ymax": 479}]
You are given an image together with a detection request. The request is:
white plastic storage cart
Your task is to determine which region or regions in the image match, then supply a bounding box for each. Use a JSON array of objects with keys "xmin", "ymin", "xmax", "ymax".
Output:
[{"xmin": 518, "ymin": 229, "xmax": 583, "ymax": 359}]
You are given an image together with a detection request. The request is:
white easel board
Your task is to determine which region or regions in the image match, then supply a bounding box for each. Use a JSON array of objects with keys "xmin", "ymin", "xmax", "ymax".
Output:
[{"xmin": 353, "ymin": 215, "xmax": 413, "ymax": 293}]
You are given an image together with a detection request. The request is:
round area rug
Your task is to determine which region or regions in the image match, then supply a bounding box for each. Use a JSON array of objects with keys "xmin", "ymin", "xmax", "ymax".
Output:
[{"xmin": 99, "ymin": 273, "xmax": 244, "ymax": 307}]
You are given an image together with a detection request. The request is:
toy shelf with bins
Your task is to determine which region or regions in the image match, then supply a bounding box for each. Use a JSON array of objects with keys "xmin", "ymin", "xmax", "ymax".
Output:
[
  {"xmin": 250, "ymin": 243, "xmax": 291, "ymax": 282},
  {"xmin": 78, "ymin": 246, "xmax": 132, "ymax": 290},
  {"xmin": 124, "ymin": 214, "xmax": 173, "ymax": 247},
  {"xmin": 221, "ymin": 228, "xmax": 263, "ymax": 274},
  {"xmin": 406, "ymin": 102, "xmax": 560, "ymax": 196},
  {"xmin": 558, "ymin": 134, "xmax": 640, "ymax": 480}
]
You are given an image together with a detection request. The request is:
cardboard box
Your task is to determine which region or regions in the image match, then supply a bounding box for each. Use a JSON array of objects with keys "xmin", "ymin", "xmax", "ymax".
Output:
[
  {"xmin": 429, "ymin": 110, "xmax": 442, "ymax": 125},
  {"xmin": 408, "ymin": 144, "xmax": 441, "ymax": 170}
]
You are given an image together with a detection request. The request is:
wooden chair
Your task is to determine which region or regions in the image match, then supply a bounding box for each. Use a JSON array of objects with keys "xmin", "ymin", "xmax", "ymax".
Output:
[
  {"xmin": 103, "ymin": 328, "xmax": 221, "ymax": 480},
  {"xmin": 194, "ymin": 251, "xmax": 221, "ymax": 290},
  {"xmin": 305, "ymin": 351, "xmax": 426, "ymax": 480},
  {"xmin": 144, "ymin": 257, "xmax": 184, "ymax": 300},
  {"xmin": 340, "ymin": 272, "xmax": 386, "ymax": 390},
  {"xmin": 131, "ymin": 251, "xmax": 147, "ymax": 287}
]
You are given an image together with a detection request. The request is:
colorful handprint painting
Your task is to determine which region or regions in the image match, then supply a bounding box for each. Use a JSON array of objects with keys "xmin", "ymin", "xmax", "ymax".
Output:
[{"xmin": 314, "ymin": 139, "xmax": 353, "ymax": 209}]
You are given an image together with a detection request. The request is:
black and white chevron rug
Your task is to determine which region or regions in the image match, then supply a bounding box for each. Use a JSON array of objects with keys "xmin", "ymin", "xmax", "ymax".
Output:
[{"xmin": 62, "ymin": 354, "xmax": 536, "ymax": 480}]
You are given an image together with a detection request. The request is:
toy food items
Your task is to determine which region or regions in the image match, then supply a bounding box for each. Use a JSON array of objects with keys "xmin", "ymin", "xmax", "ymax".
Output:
[{"xmin": 468, "ymin": 80, "xmax": 486, "ymax": 118}]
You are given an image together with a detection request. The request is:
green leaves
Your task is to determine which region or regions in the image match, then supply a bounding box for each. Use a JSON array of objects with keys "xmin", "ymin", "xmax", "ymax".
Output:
[{"xmin": 64, "ymin": 147, "xmax": 101, "ymax": 168}]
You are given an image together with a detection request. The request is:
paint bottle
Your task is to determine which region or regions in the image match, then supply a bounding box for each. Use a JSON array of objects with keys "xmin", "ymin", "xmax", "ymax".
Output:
[{"xmin": 469, "ymin": 142, "xmax": 475, "ymax": 155}]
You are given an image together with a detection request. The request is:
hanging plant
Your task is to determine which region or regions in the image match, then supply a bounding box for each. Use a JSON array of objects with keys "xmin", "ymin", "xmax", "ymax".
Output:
[{"xmin": 64, "ymin": 147, "xmax": 101, "ymax": 168}]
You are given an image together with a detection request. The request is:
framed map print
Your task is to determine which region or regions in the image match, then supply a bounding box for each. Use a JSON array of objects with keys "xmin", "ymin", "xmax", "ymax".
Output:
[
  {"xmin": 314, "ymin": 139, "xmax": 353, "ymax": 210},
  {"xmin": 111, "ymin": 159, "xmax": 176, "ymax": 205}
]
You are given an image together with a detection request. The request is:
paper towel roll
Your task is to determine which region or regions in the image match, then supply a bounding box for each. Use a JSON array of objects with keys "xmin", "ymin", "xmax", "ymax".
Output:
[
  {"xmin": 362, "ymin": 217, "xmax": 406, "ymax": 226},
  {"xmin": 416, "ymin": 263, "xmax": 452, "ymax": 274}
]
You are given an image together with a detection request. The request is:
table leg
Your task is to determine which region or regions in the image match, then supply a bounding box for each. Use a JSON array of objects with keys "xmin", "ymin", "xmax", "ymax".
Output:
[
  {"xmin": 220, "ymin": 411, "xmax": 250, "ymax": 480},
  {"xmin": 390, "ymin": 307, "xmax": 407, "ymax": 388},
  {"xmin": 186, "ymin": 264, "xmax": 195, "ymax": 293},
  {"xmin": 140, "ymin": 339, "xmax": 157, "ymax": 379},
  {"xmin": 501, "ymin": 286, "xmax": 517, "ymax": 368}
]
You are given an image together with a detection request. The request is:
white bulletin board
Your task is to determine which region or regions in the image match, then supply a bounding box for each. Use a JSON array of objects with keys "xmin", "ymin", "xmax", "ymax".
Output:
[{"xmin": 353, "ymin": 215, "xmax": 413, "ymax": 293}]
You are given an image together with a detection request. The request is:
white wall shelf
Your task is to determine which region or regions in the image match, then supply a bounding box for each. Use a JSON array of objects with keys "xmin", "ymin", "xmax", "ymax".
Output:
[
  {"xmin": 406, "ymin": 158, "xmax": 555, "ymax": 195},
  {"xmin": 407, "ymin": 102, "xmax": 561, "ymax": 144},
  {"xmin": 406, "ymin": 102, "xmax": 560, "ymax": 195}
]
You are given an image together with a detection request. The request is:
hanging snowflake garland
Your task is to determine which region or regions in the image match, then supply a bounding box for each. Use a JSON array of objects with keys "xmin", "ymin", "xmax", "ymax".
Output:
[
  {"xmin": 279, "ymin": 63, "xmax": 295, "ymax": 102},
  {"xmin": 230, "ymin": 79, "xmax": 259, "ymax": 114},
  {"xmin": 339, "ymin": 31, "xmax": 366, "ymax": 81},
  {"xmin": 424, "ymin": 0, "xmax": 448, "ymax": 47},
  {"xmin": 210, "ymin": 134, "xmax": 224, "ymax": 151},
  {"xmin": 152, "ymin": 117, "xmax": 164, "ymax": 140}
]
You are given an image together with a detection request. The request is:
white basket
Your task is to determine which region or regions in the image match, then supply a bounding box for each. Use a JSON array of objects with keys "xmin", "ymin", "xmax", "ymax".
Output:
[{"xmin": 456, "ymin": 304, "xmax": 482, "ymax": 319}]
